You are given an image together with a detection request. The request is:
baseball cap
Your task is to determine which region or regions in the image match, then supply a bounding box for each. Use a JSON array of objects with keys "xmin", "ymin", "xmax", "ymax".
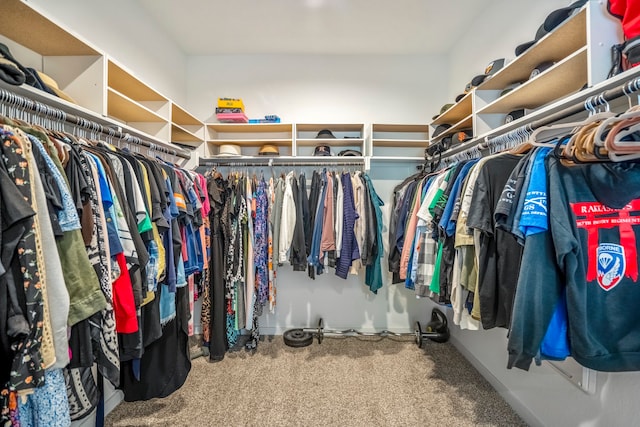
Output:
[
  {"xmin": 529, "ymin": 61, "xmax": 556, "ymax": 79},
  {"xmin": 451, "ymin": 129, "xmax": 473, "ymax": 144},
  {"xmin": 500, "ymin": 82, "xmax": 524, "ymax": 97},
  {"xmin": 470, "ymin": 58, "xmax": 507, "ymax": 87},
  {"xmin": 315, "ymin": 129, "xmax": 336, "ymax": 139},
  {"xmin": 440, "ymin": 135, "xmax": 453, "ymax": 151},
  {"xmin": 314, "ymin": 144, "xmax": 332, "ymax": 156},
  {"xmin": 515, "ymin": 0, "xmax": 587, "ymax": 57},
  {"xmin": 432, "ymin": 103, "xmax": 454, "ymax": 121},
  {"xmin": 338, "ymin": 149, "xmax": 362, "ymax": 157},
  {"xmin": 432, "ymin": 124, "xmax": 452, "ymax": 138},
  {"xmin": 505, "ymin": 109, "xmax": 526, "ymax": 124}
]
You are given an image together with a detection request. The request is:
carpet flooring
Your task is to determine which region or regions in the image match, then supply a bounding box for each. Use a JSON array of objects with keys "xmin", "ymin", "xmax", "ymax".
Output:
[{"xmin": 105, "ymin": 336, "xmax": 526, "ymax": 427}]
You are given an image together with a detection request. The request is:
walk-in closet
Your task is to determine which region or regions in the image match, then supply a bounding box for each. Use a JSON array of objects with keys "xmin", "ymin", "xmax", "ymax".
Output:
[{"xmin": 1, "ymin": 1, "xmax": 640, "ymax": 426}]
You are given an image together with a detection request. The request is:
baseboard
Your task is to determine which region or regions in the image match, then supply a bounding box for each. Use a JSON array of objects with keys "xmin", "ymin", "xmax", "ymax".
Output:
[{"xmin": 448, "ymin": 334, "xmax": 544, "ymax": 427}]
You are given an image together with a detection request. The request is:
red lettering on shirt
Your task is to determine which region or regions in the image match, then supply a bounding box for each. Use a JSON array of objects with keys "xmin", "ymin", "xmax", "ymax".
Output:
[{"xmin": 570, "ymin": 200, "xmax": 640, "ymax": 286}]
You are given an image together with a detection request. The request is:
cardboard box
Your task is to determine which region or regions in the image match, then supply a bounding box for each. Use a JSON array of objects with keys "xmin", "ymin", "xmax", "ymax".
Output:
[{"xmin": 217, "ymin": 97, "xmax": 244, "ymax": 110}]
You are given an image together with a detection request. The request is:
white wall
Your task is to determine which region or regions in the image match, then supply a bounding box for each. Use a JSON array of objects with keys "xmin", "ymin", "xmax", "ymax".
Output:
[
  {"xmin": 187, "ymin": 54, "xmax": 448, "ymax": 123},
  {"xmin": 187, "ymin": 53, "xmax": 449, "ymax": 332},
  {"xmin": 26, "ymin": 0, "xmax": 188, "ymax": 105}
]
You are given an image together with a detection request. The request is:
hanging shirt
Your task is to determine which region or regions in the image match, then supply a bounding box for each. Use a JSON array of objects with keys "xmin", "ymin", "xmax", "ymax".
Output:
[
  {"xmin": 320, "ymin": 171, "xmax": 336, "ymax": 259},
  {"xmin": 466, "ymin": 153, "xmax": 524, "ymax": 330},
  {"xmin": 279, "ymin": 172, "xmax": 296, "ymax": 263},
  {"xmin": 335, "ymin": 173, "xmax": 344, "ymax": 258},
  {"xmin": 350, "ymin": 172, "xmax": 365, "ymax": 273},
  {"xmin": 336, "ymin": 173, "xmax": 360, "ymax": 279},
  {"xmin": 363, "ymin": 173, "xmax": 385, "ymax": 294}
]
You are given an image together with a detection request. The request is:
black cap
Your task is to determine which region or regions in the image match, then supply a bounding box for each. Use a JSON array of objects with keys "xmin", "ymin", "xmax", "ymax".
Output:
[
  {"xmin": 505, "ymin": 109, "xmax": 527, "ymax": 124},
  {"xmin": 515, "ymin": 40, "xmax": 537, "ymax": 56},
  {"xmin": 515, "ymin": 1, "xmax": 587, "ymax": 57},
  {"xmin": 338, "ymin": 149, "xmax": 362, "ymax": 157},
  {"xmin": 455, "ymin": 93, "xmax": 465, "ymax": 103},
  {"xmin": 441, "ymin": 135, "xmax": 453, "ymax": 151},
  {"xmin": 432, "ymin": 124, "xmax": 451, "ymax": 138},
  {"xmin": 500, "ymin": 81, "xmax": 525, "ymax": 97},
  {"xmin": 314, "ymin": 144, "xmax": 332, "ymax": 156},
  {"xmin": 316, "ymin": 129, "xmax": 336, "ymax": 139},
  {"xmin": 543, "ymin": 0, "xmax": 587, "ymax": 33},
  {"xmin": 529, "ymin": 61, "xmax": 556, "ymax": 79},
  {"xmin": 470, "ymin": 58, "xmax": 507, "ymax": 88}
]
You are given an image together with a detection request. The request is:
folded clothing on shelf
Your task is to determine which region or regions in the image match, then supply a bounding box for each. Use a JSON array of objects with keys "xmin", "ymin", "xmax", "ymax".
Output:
[
  {"xmin": 249, "ymin": 115, "xmax": 281, "ymax": 123},
  {"xmin": 216, "ymin": 112, "xmax": 248, "ymax": 123}
]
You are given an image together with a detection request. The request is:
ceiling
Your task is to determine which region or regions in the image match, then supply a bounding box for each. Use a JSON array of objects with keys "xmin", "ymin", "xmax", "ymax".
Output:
[{"xmin": 136, "ymin": 0, "xmax": 499, "ymax": 55}]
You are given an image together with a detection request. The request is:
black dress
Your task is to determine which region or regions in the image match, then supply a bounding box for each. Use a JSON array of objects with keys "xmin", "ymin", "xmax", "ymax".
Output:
[
  {"xmin": 207, "ymin": 176, "xmax": 228, "ymax": 362},
  {"xmin": 121, "ymin": 285, "xmax": 191, "ymax": 401}
]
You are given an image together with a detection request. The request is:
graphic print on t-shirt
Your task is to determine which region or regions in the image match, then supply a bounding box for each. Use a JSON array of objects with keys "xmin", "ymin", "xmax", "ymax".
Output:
[
  {"xmin": 570, "ymin": 200, "xmax": 640, "ymax": 291},
  {"xmin": 597, "ymin": 243, "xmax": 625, "ymax": 290}
]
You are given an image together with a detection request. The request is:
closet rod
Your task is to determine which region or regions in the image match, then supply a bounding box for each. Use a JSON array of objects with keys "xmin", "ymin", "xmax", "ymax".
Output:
[
  {"xmin": 0, "ymin": 87, "xmax": 191, "ymax": 160},
  {"xmin": 436, "ymin": 72, "xmax": 640, "ymax": 161},
  {"xmin": 200, "ymin": 158, "xmax": 366, "ymax": 168}
]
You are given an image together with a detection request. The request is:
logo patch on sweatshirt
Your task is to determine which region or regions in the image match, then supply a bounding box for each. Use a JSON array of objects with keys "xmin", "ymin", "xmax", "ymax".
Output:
[
  {"xmin": 597, "ymin": 243, "xmax": 626, "ymax": 291},
  {"xmin": 570, "ymin": 200, "xmax": 640, "ymax": 288}
]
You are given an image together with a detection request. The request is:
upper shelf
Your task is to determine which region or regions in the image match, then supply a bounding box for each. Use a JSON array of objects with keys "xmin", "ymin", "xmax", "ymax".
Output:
[
  {"xmin": 430, "ymin": 114, "xmax": 474, "ymax": 144},
  {"xmin": 371, "ymin": 123, "xmax": 429, "ymax": 147},
  {"xmin": 108, "ymin": 60, "xmax": 168, "ymax": 102},
  {"xmin": 2, "ymin": 0, "xmax": 99, "ymax": 56},
  {"xmin": 296, "ymin": 138, "xmax": 365, "ymax": 147},
  {"xmin": 477, "ymin": 7, "xmax": 587, "ymax": 91},
  {"xmin": 107, "ymin": 88, "xmax": 168, "ymax": 123},
  {"xmin": 208, "ymin": 123, "xmax": 292, "ymax": 133},
  {"xmin": 432, "ymin": 92, "xmax": 473, "ymax": 126},
  {"xmin": 296, "ymin": 123, "xmax": 363, "ymax": 132},
  {"xmin": 477, "ymin": 47, "xmax": 588, "ymax": 114},
  {"xmin": 207, "ymin": 123, "xmax": 294, "ymax": 146},
  {"xmin": 171, "ymin": 124, "xmax": 203, "ymax": 143},
  {"xmin": 172, "ymin": 103, "xmax": 203, "ymax": 126}
]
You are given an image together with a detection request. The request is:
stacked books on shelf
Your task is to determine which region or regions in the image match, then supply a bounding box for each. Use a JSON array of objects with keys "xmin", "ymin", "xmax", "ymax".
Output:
[{"xmin": 216, "ymin": 97, "xmax": 248, "ymax": 123}]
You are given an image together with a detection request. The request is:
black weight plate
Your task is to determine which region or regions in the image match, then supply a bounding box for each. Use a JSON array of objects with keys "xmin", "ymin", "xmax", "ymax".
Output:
[
  {"xmin": 317, "ymin": 318, "xmax": 324, "ymax": 344},
  {"xmin": 283, "ymin": 329, "xmax": 314, "ymax": 348},
  {"xmin": 415, "ymin": 321, "xmax": 423, "ymax": 348}
]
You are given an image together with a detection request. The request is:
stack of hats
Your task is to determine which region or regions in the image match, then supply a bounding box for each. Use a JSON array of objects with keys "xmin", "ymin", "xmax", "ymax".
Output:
[
  {"xmin": 314, "ymin": 129, "xmax": 335, "ymax": 156},
  {"xmin": 216, "ymin": 97, "xmax": 248, "ymax": 123},
  {"xmin": 452, "ymin": 58, "xmax": 507, "ymax": 104},
  {"xmin": 514, "ymin": 0, "xmax": 588, "ymax": 57},
  {"xmin": 0, "ymin": 42, "xmax": 76, "ymax": 103},
  {"xmin": 431, "ymin": 58, "xmax": 507, "ymax": 123}
]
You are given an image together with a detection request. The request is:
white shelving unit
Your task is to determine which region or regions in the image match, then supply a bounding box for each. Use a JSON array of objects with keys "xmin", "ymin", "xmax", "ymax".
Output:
[
  {"xmin": 429, "ymin": 3, "xmax": 619, "ymax": 146},
  {"xmin": 0, "ymin": 0, "xmax": 199, "ymax": 158}
]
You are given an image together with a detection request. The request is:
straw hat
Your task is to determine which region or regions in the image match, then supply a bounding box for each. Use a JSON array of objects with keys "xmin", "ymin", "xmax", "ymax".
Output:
[
  {"xmin": 217, "ymin": 144, "xmax": 242, "ymax": 157},
  {"xmin": 37, "ymin": 71, "xmax": 77, "ymax": 104},
  {"xmin": 258, "ymin": 144, "xmax": 279, "ymax": 156}
]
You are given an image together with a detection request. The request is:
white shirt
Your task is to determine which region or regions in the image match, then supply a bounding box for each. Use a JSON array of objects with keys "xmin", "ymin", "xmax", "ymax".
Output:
[{"xmin": 279, "ymin": 171, "xmax": 297, "ymax": 263}]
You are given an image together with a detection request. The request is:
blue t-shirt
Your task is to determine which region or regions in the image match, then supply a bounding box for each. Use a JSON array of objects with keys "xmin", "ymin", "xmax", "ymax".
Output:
[
  {"xmin": 440, "ymin": 160, "xmax": 478, "ymax": 236},
  {"xmin": 520, "ymin": 147, "xmax": 570, "ymax": 361},
  {"xmin": 519, "ymin": 147, "xmax": 552, "ymax": 237}
]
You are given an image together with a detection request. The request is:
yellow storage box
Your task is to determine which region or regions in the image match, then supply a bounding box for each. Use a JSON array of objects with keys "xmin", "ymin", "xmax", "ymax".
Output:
[{"xmin": 217, "ymin": 97, "xmax": 244, "ymax": 110}]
